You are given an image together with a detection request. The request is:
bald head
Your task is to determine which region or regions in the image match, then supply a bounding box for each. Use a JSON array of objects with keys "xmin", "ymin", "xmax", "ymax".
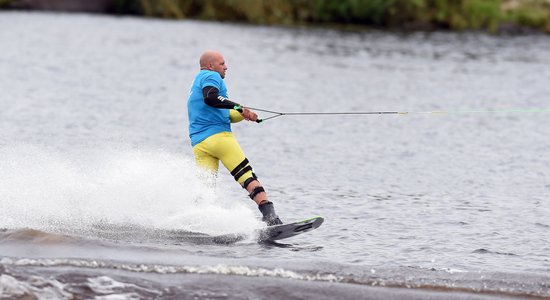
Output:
[
  {"xmin": 199, "ymin": 50, "xmax": 227, "ymax": 78},
  {"xmin": 200, "ymin": 51, "xmax": 221, "ymax": 68}
]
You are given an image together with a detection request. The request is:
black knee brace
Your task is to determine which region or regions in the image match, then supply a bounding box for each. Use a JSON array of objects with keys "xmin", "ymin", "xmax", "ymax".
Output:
[
  {"xmin": 242, "ymin": 175, "xmax": 259, "ymax": 190},
  {"xmin": 230, "ymin": 158, "xmax": 254, "ymax": 182},
  {"xmin": 248, "ymin": 186, "xmax": 265, "ymax": 200},
  {"xmin": 231, "ymin": 158, "xmax": 258, "ymax": 185}
]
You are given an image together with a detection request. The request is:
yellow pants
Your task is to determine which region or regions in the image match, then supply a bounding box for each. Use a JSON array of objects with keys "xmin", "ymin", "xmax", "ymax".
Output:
[{"xmin": 192, "ymin": 132, "xmax": 253, "ymax": 184}]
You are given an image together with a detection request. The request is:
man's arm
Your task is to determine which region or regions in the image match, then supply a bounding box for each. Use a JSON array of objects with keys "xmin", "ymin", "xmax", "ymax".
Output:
[
  {"xmin": 202, "ymin": 86, "xmax": 240, "ymax": 109},
  {"xmin": 202, "ymin": 86, "xmax": 258, "ymax": 121}
]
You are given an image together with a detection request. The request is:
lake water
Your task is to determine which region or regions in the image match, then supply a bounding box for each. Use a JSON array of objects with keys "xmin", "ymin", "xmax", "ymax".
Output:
[{"xmin": 1, "ymin": 11, "xmax": 550, "ymax": 299}]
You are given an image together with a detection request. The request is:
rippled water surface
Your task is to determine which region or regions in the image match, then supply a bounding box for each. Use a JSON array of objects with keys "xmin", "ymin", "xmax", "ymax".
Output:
[{"xmin": 1, "ymin": 12, "xmax": 550, "ymax": 299}]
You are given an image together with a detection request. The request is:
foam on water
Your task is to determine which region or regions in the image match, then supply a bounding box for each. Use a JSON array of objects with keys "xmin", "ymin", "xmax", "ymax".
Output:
[
  {"xmin": 0, "ymin": 257, "xmax": 340, "ymax": 282},
  {"xmin": 0, "ymin": 273, "xmax": 155, "ymax": 300},
  {"xmin": 0, "ymin": 144, "xmax": 262, "ymax": 236},
  {"xmin": 0, "ymin": 274, "xmax": 72, "ymax": 299},
  {"xmin": 87, "ymin": 276, "xmax": 159, "ymax": 297}
]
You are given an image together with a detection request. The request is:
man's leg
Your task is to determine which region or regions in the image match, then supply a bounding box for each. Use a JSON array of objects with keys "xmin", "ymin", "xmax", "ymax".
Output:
[
  {"xmin": 193, "ymin": 136, "xmax": 220, "ymax": 187},
  {"xmin": 209, "ymin": 132, "xmax": 282, "ymax": 225}
]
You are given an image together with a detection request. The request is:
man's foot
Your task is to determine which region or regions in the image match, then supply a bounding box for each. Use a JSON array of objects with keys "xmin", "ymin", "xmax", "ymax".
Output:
[
  {"xmin": 264, "ymin": 215, "xmax": 283, "ymax": 226},
  {"xmin": 258, "ymin": 201, "xmax": 283, "ymax": 226}
]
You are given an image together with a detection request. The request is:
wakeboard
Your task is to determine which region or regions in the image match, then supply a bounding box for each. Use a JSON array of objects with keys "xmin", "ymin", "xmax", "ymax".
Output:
[
  {"xmin": 257, "ymin": 216, "xmax": 324, "ymax": 242},
  {"xmin": 209, "ymin": 216, "xmax": 324, "ymax": 244}
]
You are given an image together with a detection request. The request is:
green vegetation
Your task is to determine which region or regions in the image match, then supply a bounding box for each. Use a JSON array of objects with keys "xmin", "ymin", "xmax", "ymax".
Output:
[
  {"xmin": 2, "ymin": 0, "xmax": 550, "ymax": 33},
  {"xmin": 132, "ymin": 0, "xmax": 550, "ymax": 33},
  {"xmin": 504, "ymin": 0, "xmax": 550, "ymax": 31}
]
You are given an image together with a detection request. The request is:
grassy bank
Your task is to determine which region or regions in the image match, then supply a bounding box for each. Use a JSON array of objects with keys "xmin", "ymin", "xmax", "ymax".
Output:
[{"xmin": 3, "ymin": 0, "xmax": 550, "ymax": 33}]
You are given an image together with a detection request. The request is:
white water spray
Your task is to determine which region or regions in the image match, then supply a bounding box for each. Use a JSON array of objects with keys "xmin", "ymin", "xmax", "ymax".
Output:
[{"xmin": 0, "ymin": 145, "xmax": 261, "ymax": 236}]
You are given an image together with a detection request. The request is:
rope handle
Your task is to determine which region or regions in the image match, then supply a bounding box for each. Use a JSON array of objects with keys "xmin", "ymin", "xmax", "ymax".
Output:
[{"xmin": 234, "ymin": 106, "xmax": 263, "ymax": 123}]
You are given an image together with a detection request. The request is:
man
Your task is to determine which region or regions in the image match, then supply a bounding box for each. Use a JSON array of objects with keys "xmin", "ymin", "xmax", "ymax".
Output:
[{"xmin": 187, "ymin": 50, "xmax": 283, "ymax": 226}]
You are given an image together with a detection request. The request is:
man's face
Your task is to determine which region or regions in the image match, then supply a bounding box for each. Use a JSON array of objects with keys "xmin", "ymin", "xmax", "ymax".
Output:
[{"xmin": 210, "ymin": 54, "xmax": 227, "ymax": 79}]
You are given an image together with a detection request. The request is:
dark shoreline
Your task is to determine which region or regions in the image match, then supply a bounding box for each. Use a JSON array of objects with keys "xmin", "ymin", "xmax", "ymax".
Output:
[
  {"xmin": 2, "ymin": 0, "xmax": 112, "ymax": 13},
  {"xmin": 2, "ymin": 0, "xmax": 549, "ymax": 34}
]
